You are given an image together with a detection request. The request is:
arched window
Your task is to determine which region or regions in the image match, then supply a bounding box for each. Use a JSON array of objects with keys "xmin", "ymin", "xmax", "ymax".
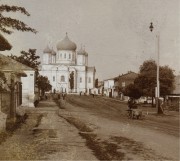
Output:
[
  {"xmin": 64, "ymin": 53, "xmax": 66, "ymax": 59},
  {"xmin": 61, "ymin": 75, "xmax": 65, "ymax": 82},
  {"xmin": 69, "ymin": 53, "xmax": 71, "ymax": 59},
  {"xmin": 60, "ymin": 53, "xmax": 62, "ymax": 58}
]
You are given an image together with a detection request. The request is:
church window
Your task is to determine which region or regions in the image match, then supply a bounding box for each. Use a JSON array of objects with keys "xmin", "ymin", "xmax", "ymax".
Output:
[
  {"xmin": 53, "ymin": 76, "xmax": 55, "ymax": 82},
  {"xmin": 64, "ymin": 53, "xmax": 66, "ymax": 59},
  {"xmin": 61, "ymin": 75, "xmax": 65, "ymax": 82},
  {"xmin": 80, "ymin": 77, "xmax": 82, "ymax": 83},
  {"xmin": 60, "ymin": 53, "xmax": 62, "ymax": 58},
  {"xmin": 88, "ymin": 77, "xmax": 91, "ymax": 83},
  {"xmin": 69, "ymin": 53, "xmax": 71, "ymax": 59}
]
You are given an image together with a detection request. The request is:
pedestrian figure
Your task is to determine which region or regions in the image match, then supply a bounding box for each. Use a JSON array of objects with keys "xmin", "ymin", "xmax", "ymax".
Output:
[
  {"xmin": 62, "ymin": 93, "xmax": 66, "ymax": 100},
  {"xmin": 127, "ymin": 97, "xmax": 135, "ymax": 118},
  {"xmin": 58, "ymin": 93, "xmax": 60, "ymax": 99}
]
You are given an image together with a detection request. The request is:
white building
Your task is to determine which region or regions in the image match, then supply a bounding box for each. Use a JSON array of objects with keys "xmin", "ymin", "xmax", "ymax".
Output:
[
  {"xmin": 39, "ymin": 33, "xmax": 96, "ymax": 94},
  {"xmin": 103, "ymin": 79, "xmax": 115, "ymax": 97}
]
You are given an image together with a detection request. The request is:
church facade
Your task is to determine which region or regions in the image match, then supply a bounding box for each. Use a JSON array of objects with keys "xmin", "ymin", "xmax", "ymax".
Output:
[{"xmin": 39, "ymin": 33, "xmax": 96, "ymax": 94}]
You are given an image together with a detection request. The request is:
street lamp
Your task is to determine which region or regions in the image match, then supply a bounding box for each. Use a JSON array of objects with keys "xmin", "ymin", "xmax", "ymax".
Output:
[{"xmin": 149, "ymin": 22, "xmax": 161, "ymax": 112}]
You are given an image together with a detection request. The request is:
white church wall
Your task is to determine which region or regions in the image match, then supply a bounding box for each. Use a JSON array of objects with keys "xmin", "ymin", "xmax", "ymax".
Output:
[
  {"xmin": 76, "ymin": 66, "xmax": 86, "ymax": 93},
  {"xmin": 77, "ymin": 55, "xmax": 85, "ymax": 65}
]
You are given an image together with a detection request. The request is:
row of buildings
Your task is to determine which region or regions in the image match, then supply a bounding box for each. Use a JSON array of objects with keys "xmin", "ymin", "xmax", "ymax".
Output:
[
  {"xmin": 100, "ymin": 71, "xmax": 180, "ymax": 108},
  {"xmin": 100, "ymin": 71, "xmax": 138, "ymax": 100}
]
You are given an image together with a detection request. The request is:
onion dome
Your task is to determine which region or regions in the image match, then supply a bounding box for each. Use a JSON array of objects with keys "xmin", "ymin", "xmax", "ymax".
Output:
[
  {"xmin": 56, "ymin": 33, "xmax": 77, "ymax": 51},
  {"xmin": 77, "ymin": 45, "xmax": 88, "ymax": 56},
  {"xmin": 43, "ymin": 45, "xmax": 52, "ymax": 53}
]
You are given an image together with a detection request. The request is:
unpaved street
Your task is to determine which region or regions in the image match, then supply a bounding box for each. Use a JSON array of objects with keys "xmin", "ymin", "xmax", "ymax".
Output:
[
  {"xmin": 0, "ymin": 95, "xmax": 179, "ymax": 160},
  {"xmin": 60, "ymin": 95, "xmax": 179, "ymax": 160}
]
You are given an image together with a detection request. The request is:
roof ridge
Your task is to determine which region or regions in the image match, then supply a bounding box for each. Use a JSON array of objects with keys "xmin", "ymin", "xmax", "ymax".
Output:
[{"xmin": 0, "ymin": 53, "xmax": 35, "ymax": 71}]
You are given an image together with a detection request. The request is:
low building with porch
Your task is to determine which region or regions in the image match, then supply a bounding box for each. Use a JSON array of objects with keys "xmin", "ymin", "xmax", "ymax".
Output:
[{"xmin": 0, "ymin": 54, "xmax": 35, "ymax": 130}]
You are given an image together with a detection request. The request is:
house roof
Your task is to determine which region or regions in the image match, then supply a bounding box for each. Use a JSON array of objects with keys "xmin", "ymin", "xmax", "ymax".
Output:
[
  {"xmin": 117, "ymin": 71, "xmax": 138, "ymax": 80},
  {"xmin": 0, "ymin": 34, "xmax": 12, "ymax": 51},
  {"xmin": 103, "ymin": 71, "xmax": 138, "ymax": 81},
  {"xmin": 0, "ymin": 53, "xmax": 34, "ymax": 75},
  {"xmin": 103, "ymin": 75, "xmax": 119, "ymax": 81}
]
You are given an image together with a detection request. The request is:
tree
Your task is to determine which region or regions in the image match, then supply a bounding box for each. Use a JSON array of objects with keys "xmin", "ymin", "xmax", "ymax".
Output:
[
  {"xmin": 36, "ymin": 76, "xmax": 52, "ymax": 96},
  {"xmin": 124, "ymin": 83, "xmax": 142, "ymax": 99},
  {"xmin": 9, "ymin": 49, "xmax": 40, "ymax": 72},
  {"xmin": 0, "ymin": 4, "xmax": 37, "ymax": 51},
  {"xmin": 134, "ymin": 59, "xmax": 175, "ymax": 110},
  {"xmin": 134, "ymin": 60, "xmax": 156, "ymax": 99},
  {"xmin": 69, "ymin": 71, "xmax": 74, "ymax": 92},
  {"xmin": 0, "ymin": 34, "xmax": 11, "ymax": 51},
  {"xmin": 95, "ymin": 78, "xmax": 98, "ymax": 88}
]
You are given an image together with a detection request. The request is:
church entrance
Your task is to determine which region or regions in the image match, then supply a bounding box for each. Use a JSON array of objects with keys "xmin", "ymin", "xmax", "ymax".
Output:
[{"xmin": 58, "ymin": 83, "xmax": 68, "ymax": 93}]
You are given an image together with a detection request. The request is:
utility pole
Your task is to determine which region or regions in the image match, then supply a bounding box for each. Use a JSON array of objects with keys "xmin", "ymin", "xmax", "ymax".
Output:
[{"xmin": 149, "ymin": 22, "xmax": 163, "ymax": 114}]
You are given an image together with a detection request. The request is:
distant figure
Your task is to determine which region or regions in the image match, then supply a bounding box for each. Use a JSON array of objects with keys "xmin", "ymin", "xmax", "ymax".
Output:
[
  {"xmin": 128, "ymin": 97, "xmax": 136, "ymax": 110},
  {"xmin": 92, "ymin": 94, "xmax": 94, "ymax": 98},
  {"xmin": 62, "ymin": 93, "xmax": 66, "ymax": 100},
  {"xmin": 53, "ymin": 89, "xmax": 56, "ymax": 94},
  {"xmin": 58, "ymin": 93, "xmax": 60, "ymax": 99},
  {"xmin": 45, "ymin": 94, "xmax": 48, "ymax": 100},
  {"xmin": 80, "ymin": 91, "xmax": 82, "ymax": 96}
]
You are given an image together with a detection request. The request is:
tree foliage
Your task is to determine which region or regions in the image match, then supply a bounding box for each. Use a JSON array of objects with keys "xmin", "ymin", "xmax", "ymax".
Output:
[
  {"xmin": 134, "ymin": 59, "xmax": 175, "ymax": 97},
  {"xmin": 0, "ymin": 4, "xmax": 37, "ymax": 51},
  {"xmin": 124, "ymin": 83, "xmax": 142, "ymax": 99},
  {"xmin": 36, "ymin": 76, "xmax": 52, "ymax": 96},
  {"xmin": 0, "ymin": 5, "xmax": 37, "ymax": 35},
  {"xmin": 9, "ymin": 49, "xmax": 40, "ymax": 71},
  {"xmin": 69, "ymin": 71, "xmax": 74, "ymax": 91}
]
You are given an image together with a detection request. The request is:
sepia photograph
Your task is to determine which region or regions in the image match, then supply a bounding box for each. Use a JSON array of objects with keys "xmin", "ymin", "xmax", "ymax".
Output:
[{"xmin": 0, "ymin": 0, "xmax": 179, "ymax": 160}]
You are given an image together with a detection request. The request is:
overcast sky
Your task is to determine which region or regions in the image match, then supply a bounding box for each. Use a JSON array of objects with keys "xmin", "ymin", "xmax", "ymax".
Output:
[{"xmin": 1, "ymin": 0, "xmax": 179, "ymax": 80}]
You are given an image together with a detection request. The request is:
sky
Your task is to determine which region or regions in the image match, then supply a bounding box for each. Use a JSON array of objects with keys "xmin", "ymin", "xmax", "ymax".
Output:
[{"xmin": 1, "ymin": 0, "xmax": 179, "ymax": 80}]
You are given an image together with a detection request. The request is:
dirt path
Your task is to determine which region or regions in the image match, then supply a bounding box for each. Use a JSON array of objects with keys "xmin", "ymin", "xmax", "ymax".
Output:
[
  {"xmin": 0, "ymin": 100, "xmax": 98, "ymax": 160},
  {"xmin": 59, "ymin": 95, "xmax": 179, "ymax": 160}
]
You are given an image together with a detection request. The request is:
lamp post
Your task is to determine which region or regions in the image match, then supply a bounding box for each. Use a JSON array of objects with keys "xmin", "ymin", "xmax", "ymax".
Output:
[{"xmin": 149, "ymin": 22, "xmax": 162, "ymax": 113}]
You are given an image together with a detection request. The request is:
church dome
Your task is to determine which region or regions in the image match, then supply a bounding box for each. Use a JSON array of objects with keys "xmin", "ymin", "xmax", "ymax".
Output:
[
  {"xmin": 56, "ymin": 33, "xmax": 77, "ymax": 51},
  {"xmin": 77, "ymin": 46, "xmax": 88, "ymax": 56},
  {"xmin": 43, "ymin": 45, "xmax": 52, "ymax": 53}
]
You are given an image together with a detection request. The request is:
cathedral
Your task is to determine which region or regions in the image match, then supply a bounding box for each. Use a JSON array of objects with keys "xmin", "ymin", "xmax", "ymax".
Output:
[{"xmin": 39, "ymin": 33, "xmax": 96, "ymax": 94}]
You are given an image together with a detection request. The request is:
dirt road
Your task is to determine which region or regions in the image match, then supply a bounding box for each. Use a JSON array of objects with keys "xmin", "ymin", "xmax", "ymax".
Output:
[
  {"xmin": 0, "ymin": 95, "xmax": 179, "ymax": 160},
  {"xmin": 0, "ymin": 100, "xmax": 97, "ymax": 160},
  {"xmin": 59, "ymin": 95, "xmax": 179, "ymax": 160}
]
